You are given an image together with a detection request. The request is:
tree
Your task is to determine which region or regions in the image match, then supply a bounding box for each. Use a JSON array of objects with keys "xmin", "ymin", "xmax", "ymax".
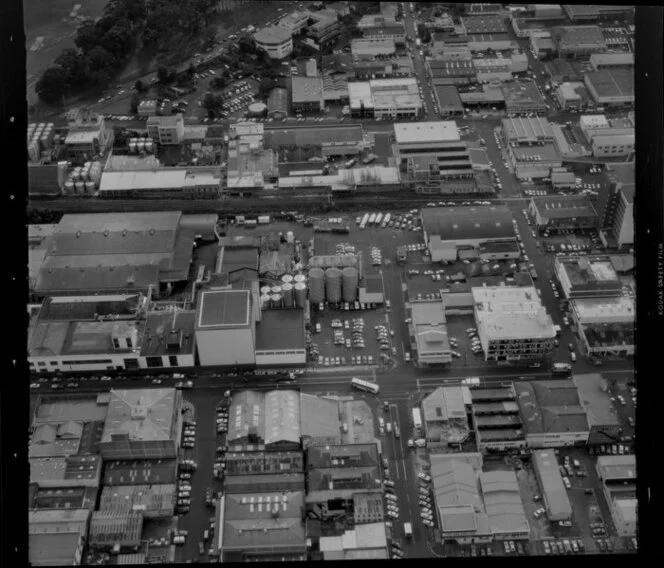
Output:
[
  {"xmin": 258, "ymin": 78, "xmax": 276, "ymax": 100},
  {"xmin": 157, "ymin": 65, "xmax": 175, "ymax": 84},
  {"xmin": 35, "ymin": 66, "xmax": 69, "ymax": 104},
  {"xmin": 210, "ymin": 77, "xmax": 227, "ymax": 90},
  {"xmin": 54, "ymin": 48, "xmax": 88, "ymax": 87},
  {"xmin": 130, "ymin": 94, "xmax": 140, "ymax": 114},
  {"xmin": 134, "ymin": 79, "xmax": 146, "ymax": 92},
  {"xmin": 75, "ymin": 21, "xmax": 104, "ymax": 53},
  {"xmin": 202, "ymin": 92, "xmax": 223, "ymax": 118},
  {"xmin": 238, "ymin": 36, "xmax": 256, "ymax": 54}
]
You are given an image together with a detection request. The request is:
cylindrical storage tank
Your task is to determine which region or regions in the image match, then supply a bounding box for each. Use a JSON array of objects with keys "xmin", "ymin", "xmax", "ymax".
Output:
[
  {"xmin": 260, "ymin": 294, "xmax": 271, "ymax": 310},
  {"xmin": 75, "ymin": 181, "xmax": 85, "ymax": 194},
  {"xmin": 308, "ymin": 268, "xmax": 325, "ymax": 304},
  {"xmin": 70, "ymin": 169, "xmax": 80, "ymax": 181},
  {"xmin": 281, "ymin": 283, "xmax": 294, "ymax": 307},
  {"xmin": 281, "ymin": 274, "xmax": 293, "ymax": 285},
  {"xmin": 57, "ymin": 162, "xmax": 69, "ymax": 189},
  {"xmin": 40, "ymin": 135, "xmax": 51, "ymax": 149},
  {"xmin": 145, "ymin": 140, "xmax": 154, "ymax": 153},
  {"xmin": 261, "ymin": 285, "xmax": 272, "ymax": 296},
  {"xmin": 248, "ymin": 102, "xmax": 267, "ymax": 116},
  {"xmin": 83, "ymin": 161, "xmax": 92, "ymax": 171},
  {"xmin": 294, "ymin": 282, "xmax": 307, "ymax": 308},
  {"xmin": 89, "ymin": 162, "xmax": 102, "ymax": 185},
  {"xmin": 136, "ymin": 140, "xmax": 145, "ymax": 152},
  {"xmin": 294, "ymin": 274, "xmax": 306, "ymax": 284},
  {"xmin": 325, "ymin": 267, "xmax": 342, "ymax": 304},
  {"xmin": 270, "ymin": 285, "xmax": 282, "ymax": 295},
  {"xmin": 64, "ymin": 181, "xmax": 75, "ymax": 195},
  {"xmin": 286, "ymin": 231, "xmax": 295, "ymax": 244},
  {"xmin": 342, "ymin": 267, "xmax": 359, "ymax": 302},
  {"xmin": 271, "ymin": 294, "xmax": 282, "ymax": 308},
  {"xmin": 79, "ymin": 167, "xmax": 89, "ymax": 182},
  {"xmin": 85, "ymin": 181, "xmax": 96, "ymax": 194},
  {"xmin": 129, "ymin": 142, "xmax": 138, "ymax": 153}
]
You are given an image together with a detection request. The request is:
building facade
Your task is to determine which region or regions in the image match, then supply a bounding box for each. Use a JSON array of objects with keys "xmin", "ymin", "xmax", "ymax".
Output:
[
  {"xmin": 146, "ymin": 114, "xmax": 185, "ymax": 146},
  {"xmin": 254, "ymin": 26, "xmax": 294, "ymax": 59}
]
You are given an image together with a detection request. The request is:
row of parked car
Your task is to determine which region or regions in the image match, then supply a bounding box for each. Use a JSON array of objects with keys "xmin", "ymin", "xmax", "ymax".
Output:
[
  {"xmin": 417, "ymin": 475, "xmax": 435, "ymax": 528},
  {"xmin": 542, "ymin": 539, "xmax": 586, "ymax": 555}
]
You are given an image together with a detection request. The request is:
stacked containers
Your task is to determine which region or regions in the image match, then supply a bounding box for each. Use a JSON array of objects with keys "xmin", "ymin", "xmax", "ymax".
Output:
[
  {"xmin": 294, "ymin": 282, "xmax": 307, "ymax": 308},
  {"xmin": 281, "ymin": 283, "xmax": 294, "ymax": 307},
  {"xmin": 325, "ymin": 268, "xmax": 342, "ymax": 304},
  {"xmin": 308, "ymin": 268, "xmax": 325, "ymax": 304},
  {"xmin": 342, "ymin": 267, "xmax": 359, "ymax": 303}
]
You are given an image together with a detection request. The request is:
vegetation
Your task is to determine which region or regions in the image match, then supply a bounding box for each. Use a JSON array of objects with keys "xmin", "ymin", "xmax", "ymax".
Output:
[{"xmin": 35, "ymin": 0, "xmax": 219, "ymax": 105}]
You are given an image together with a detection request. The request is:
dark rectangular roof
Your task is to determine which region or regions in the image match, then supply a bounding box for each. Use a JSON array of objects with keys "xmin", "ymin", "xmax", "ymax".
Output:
[
  {"xmin": 462, "ymin": 14, "xmax": 507, "ymax": 34},
  {"xmin": 515, "ymin": 381, "xmax": 589, "ymax": 435},
  {"xmin": 421, "ymin": 206, "xmax": 515, "ymax": 241},
  {"xmin": 263, "ymin": 125, "xmax": 363, "ymax": 148},
  {"xmin": 268, "ymin": 88, "xmax": 289, "ymax": 114},
  {"xmin": 103, "ymin": 458, "xmax": 177, "ymax": 486},
  {"xmin": 38, "ymin": 294, "xmax": 142, "ymax": 321},
  {"xmin": 307, "ymin": 443, "xmax": 379, "ymax": 469},
  {"xmin": 28, "ymin": 165, "xmax": 60, "ymax": 196},
  {"xmin": 217, "ymin": 246, "xmax": 260, "ymax": 275},
  {"xmin": 434, "ymin": 85, "xmax": 464, "ymax": 111},
  {"xmin": 140, "ymin": 311, "xmax": 197, "ymax": 357},
  {"xmin": 223, "ymin": 473, "xmax": 305, "ymax": 494},
  {"xmin": 585, "ymin": 69, "xmax": 634, "ymax": 99},
  {"xmin": 531, "ymin": 195, "xmax": 598, "ymax": 219},
  {"xmin": 362, "ymin": 274, "xmax": 384, "ymax": 294},
  {"xmin": 255, "ymin": 309, "xmax": 306, "ymax": 351},
  {"xmin": 198, "ymin": 290, "xmax": 250, "ymax": 328}
]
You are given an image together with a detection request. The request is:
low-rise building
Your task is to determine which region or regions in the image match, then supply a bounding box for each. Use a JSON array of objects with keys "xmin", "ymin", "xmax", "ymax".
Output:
[
  {"xmin": 550, "ymin": 170, "xmax": 576, "ymax": 189},
  {"xmin": 410, "ymin": 302, "xmax": 453, "ymax": 367},
  {"xmin": 532, "ymin": 450, "xmax": 573, "ymax": 521},
  {"xmin": 515, "ymin": 381, "xmax": 590, "ymax": 448},
  {"xmin": 554, "ymin": 81, "xmax": 593, "ymax": 111},
  {"xmin": 137, "ymin": 99, "xmax": 158, "ymax": 117},
  {"xmin": 554, "ymin": 256, "xmax": 623, "ymax": 300},
  {"xmin": 367, "ymin": 77, "xmax": 422, "ymax": 120},
  {"xmin": 29, "ymin": 509, "xmax": 91, "ymax": 566},
  {"xmin": 291, "ymin": 76, "xmax": 324, "ymax": 113},
  {"xmin": 591, "ymin": 132, "xmax": 634, "ymax": 158},
  {"xmin": 502, "ymin": 80, "xmax": 547, "ymax": 115},
  {"xmin": 318, "ymin": 522, "xmax": 389, "ymax": 560},
  {"xmin": 427, "ymin": 59, "xmax": 476, "ymax": 85},
  {"xmin": 551, "ymin": 25, "xmax": 607, "ymax": 59},
  {"xmin": 422, "ymin": 386, "xmax": 472, "ymax": 448},
  {"xmin": 363, "ymin": 25, "xmax": 406, "ymax": 44},
  {"xmin": 254, "ymin": 26, "xmax": 293, "ymax": 59},
  {"xmin": 584, "ymin": 69, "xmax": 634, "ymax": 108},
  {"xmin": 64, "ymin": 109, "xmax": 113, "ymax": 163},
  {"xmin": 99, "ymin": 168, "xmax": 221, "ymax": 198},
  {"xmin": 472, "ymin": 286, "xmax": 556, "ymax": 362},
  {"xmin": 307, "ymin": 11, "xmax": 340, "ymax": 45},
  {"xmin": 571, "ymin": 297, "xmax": 635, "ymax": 357},
  {"xmin": 267, "ymin": 88, "xmax": 289, "ymax": 119},
  {"xmin": 589, "ymin": 52, "xmax": 634, "ymax": 71},
  {"xmin": 572, "ymin": 373, "xmax": 622, "ymax": 445},
  {"xmin": 596, "ymin": 455, "xmax": 637, "ymax": 537},
  {"xmin": 508, "ymin": 142, "xmax": 562, "ymax": 180},
  {"xmin": 146, "ymin": 114, "xmax": 185, "ymax": 146},
  {"xmin": 350, "ymin": 38, "xmax": 396, "ymax": 57},
  {"xmin": 471, "ymin": 387, "xmax": 526, "ymax": 452},
  {"xmin": 501, "ymin": 116, "xmax": 554, "ymax": 145},
  {"xmin": 562, "ymin": 5, "xmax": 634, "ymax": 23},
  {"xmin": 467, "ymin": 33, "xmax": 515, "ymax": 52},
  {"xmin": 529, "ymin": 195, "xmax": 599, "ymax": 233}
]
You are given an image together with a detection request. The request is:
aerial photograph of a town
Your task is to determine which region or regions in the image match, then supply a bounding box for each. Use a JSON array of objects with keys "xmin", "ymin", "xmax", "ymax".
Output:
[{"xmin": 24, "ymin": 0, "xmax": 640, "ymax": 564}]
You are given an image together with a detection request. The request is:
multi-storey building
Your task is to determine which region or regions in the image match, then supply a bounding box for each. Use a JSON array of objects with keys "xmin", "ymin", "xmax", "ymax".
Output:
[
  {"xmin": 553, "ymin": 256, "xmax": 623, "ymax": 300},
  {"xmin": 595, "ymin": 162, "xmax": 634, "ymax": 248},
  {"xmin": 64, "ymin": 109, "xmax": 113, "ymax": 162},
  {"xmin": 570, "ymin": 296, "xmax": 635, "ymax": 357},
  {"xmin": 253, "ymin": 26, "xmax": 294, "ymax": 59},
  {"xmin": 472, "ymin": 286, "xmax": 556, "ymax": 362},
  {"xmin": 146, "ymin": 114, "xmax": 185, "ymax": 146},
  {"xmin": 551, "ymin": 25, "xmax": 608, "ymax": 59},
  {"xmin": 307, "ymin": 13, "xmax": 340, "ymax": 45},
  {"xmin": 529, "ymin": 195, "xmax": 599, "ymax": 234},
  {"xmin": 591, "ymin": 132, "xmax": 634, "ymax": 158}
]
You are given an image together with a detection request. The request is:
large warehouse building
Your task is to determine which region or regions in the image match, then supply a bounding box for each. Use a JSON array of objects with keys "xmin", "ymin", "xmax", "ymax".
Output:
[
  {"xmin": 421, "ymin": 205, "xmax": 516, "ymax": 262},
  {"xmin": 99, "ymin": 388, "xmax": 183, "ymax": 460},
  {"xmin": 532, "ymin": 450, "xmax": 573, "ymax": 522}
]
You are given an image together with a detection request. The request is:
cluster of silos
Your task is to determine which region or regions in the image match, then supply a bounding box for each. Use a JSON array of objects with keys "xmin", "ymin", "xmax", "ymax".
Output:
[
  {"xmin": 27, "ymin": 122, "xmax": 55, "ymax": 163},
  {"xmin": 308, "ymin": 268, "xmax": 326, "ymax": 304},
  {"xmin": 293, "ymin": 274, "xmax": 307, "ymax": 308},
  {"xmin": 128, "ymin": 137, "xmax": 154, "ymax": 154},
  {"xmin": 325, "ymin": 268, "xmax": 343, "ymax": 304},
  {"xmin": 307, "ymin": 267, "xmax": 358, "ymax": 304},
  {"xmin": 342, "ymin": 267, "xmax": 359, "ymax": 302}
]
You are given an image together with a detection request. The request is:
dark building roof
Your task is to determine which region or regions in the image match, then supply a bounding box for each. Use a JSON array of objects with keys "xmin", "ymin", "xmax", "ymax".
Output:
[
  {"xmin": 531, "ymin": 195, "xmax": 598, "ymax": 220},
  {"xmin": 362, "ymin": 274, "xmax": 384, "ymax": 294},
  {"xmin": 197, "ymin": 290, "xmax": 251, "ymax": 328},
  {"xmin": 462, "ymin": 14, "xmax": 508, "ymax": 34},
  {"xmin": 38, "ymin": 294, "xmax": 142, "ymax": 321},
  {"xmin": 585, "ymin": 69, "xmax": 634, "ymax": 100},
  {"xmin": 421, "ymin": 206, "xmax": 515, "ymax": 241},
  {"xmin": 263, "ymin": 125, "xmax": 363, "ymax": 148},
  {"xmin": 223, "ymin": 473, "xmax": 306, "ymax": 494},
  {"xmin": 28, "ymin": 165, "xmax": 60, "ymax": 196},
  {"xmin": 267, "ymin": 88, "xmax": 289, "ymax": 115},
  {"xmin": 515, "ymin": 381, "xmax": 589, "ymax": 435},
  {"xmin": 225, "ymin": 451, "xmax": 304, "ymax": 476},
  {"xmin": 307, "ymin": 443, "xmax": 380, "ymax": 469},
  {"xmin": 434, "ymin": 85, "xmax": 464, "ymax": 111},
  {"xmin": 217, "ymin": 246, "xmax": 260, "ymax": 276},
  {"xmin": 255, "ymin": 309, "xmax": 306, "ymax": 351},
  {"xmin": 140, "ymin": 310, "xmax": 197, "ymax": 358},
  {"xmin": 103, "ymin": 459, "xmax": 178, "ymax": 486}
]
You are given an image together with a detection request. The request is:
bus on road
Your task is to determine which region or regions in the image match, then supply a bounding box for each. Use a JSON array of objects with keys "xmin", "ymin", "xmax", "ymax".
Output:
[{"xmin": 351, "ymin": 377, "xmax": 380, "ymax": 394}]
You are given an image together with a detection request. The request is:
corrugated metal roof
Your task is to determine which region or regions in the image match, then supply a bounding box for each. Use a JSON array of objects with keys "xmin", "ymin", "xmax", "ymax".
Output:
[{"xmin": 264, "ymin": 390, "xmax": 301, "ymax": 446}]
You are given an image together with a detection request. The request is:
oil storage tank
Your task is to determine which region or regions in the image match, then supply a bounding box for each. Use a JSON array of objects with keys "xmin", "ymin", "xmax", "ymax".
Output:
[
  {"xmin": 271, "ymin": 294, "xmax": 282, "ymax": 308},
  {"xmin": 325, "ymin": 267, "xmax": 342, "ymax": 304},
  {"xmin": 308, "ymin": 268, "xmax": 325, "ymax": 304},
  {"xmin": 260, "ymin": 294, "xmax": 271, "ymax": 310},
  {"xmin": 281, "ymin": 274, "xmax": 293, "ymax": 285},
  {"xmin": 281, "ymin": 283, "xmax": 294, "ymax": 307},
  {"xmin": 261, "ymin": 285, "xmax": 272, "ymax": 296},
  {"xmin": 294, "ymin": 274, "xmax": 306, "ymax": 284},
  {"xmin": 342, "ymin": 267, "xmax": 359, "ymax": 302},
  {"xmin": 294, "ymin": 282, "xmax": 307, "ymax": 308}
]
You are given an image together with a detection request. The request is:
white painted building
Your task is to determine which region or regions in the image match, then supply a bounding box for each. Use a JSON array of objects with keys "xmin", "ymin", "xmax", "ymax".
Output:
[{"xmin": 253, "ymin": 26, "xmax": 294, "ymax": 59}]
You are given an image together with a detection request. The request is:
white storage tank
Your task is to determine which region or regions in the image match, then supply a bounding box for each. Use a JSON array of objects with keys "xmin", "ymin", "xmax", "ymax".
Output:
[
  {"xmin": 294, "ymin": 274, "xmax": 306, "ymax": 284},
  {"xmin": 57, "ymin": 162, "xmax": 69, "ymax": 189},
  {"xmin": 261, "ymin": 285, "xmax": 272, "ymax": 296},
  {"xmin": 308, "ymin": 268, "xmax": 325, "ymax": 304},
  {"xmin": 270, "ymin": 285, "xmax": 282, "ymax": 295},
  {"xmin": 79, "ymin": 167, "xmax": 89, "ymax": 182},
  {"xmin": 294, "ymin": 282, "xmax": 307, "ymax": 308},
  {"xmin": 145, "ymin": 140, "xmax": 154, "ymax": 153},
  {"xmin": 281, "ymin": 274, "xmax": 293, "ymax": 285},
  {"xmin": 129, "ymin": 142, "xmax": 138, "ymax": 153},
  {"xmin": 281, "ymin": 283, "xmax": 294, "ymax": 307},
  {"xmin": 271, "ymin": 294, "xmax": 282, "ymax": 308},
  {"xmin": 89, "ymin": 162, "xmax": 103, "ymax": 185},
  {"xmin": 75, "ymin": 181, "xmax": 85, "ymax": 194},
  {"xmin": 342, "ymin": 267, "xmax": 359, "ymax": 302},
  {"xmin": 64, "ymin": 181, "xmax": 75, "ymax": 195},
  {"xmin": 85, "ymin": 181, "xmax": 96, "ymax": 194},
  {"xmin": 325, "ymin": 267, "xmax": 342, "ymax": 304},
  {"xmin": 136, "ymin": 140, "xmax": 145, "ymax": 152},
  {"xmin": 260, "ymin": 294, "xmax": 271, "ymax": 310},
  {"xmin": 286, "ymin": 231, "xmax": 295, "ymax": 244}
]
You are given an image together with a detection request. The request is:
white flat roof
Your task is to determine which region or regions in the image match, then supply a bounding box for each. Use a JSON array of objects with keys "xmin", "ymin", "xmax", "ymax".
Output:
[
  {"xmin": 394, "ymin": 121, "xmax": 460, "ymax": 144},
  {"xmin": 99, "ymin": 170, "xmax": 187, "ymax": 192},
  {"xmin": 571, "ymin": 296, "xmax": 635, "ymax": 319},
  {"xmin": 65, "ymin": 130, "xmax": 98, "ymax": 145}
]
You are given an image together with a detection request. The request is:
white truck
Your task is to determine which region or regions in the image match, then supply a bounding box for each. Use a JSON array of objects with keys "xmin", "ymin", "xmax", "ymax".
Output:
[
  {"xmin": 412, "ymin": 408, "xmax": 422, "ymax": 430},
  {"xmin": 461, "ymin": 377, "xmax": 480, "ymax": 387},
  {"xmin": 404, "ymin": 523, "xmax": 413, "ymax": 538}
]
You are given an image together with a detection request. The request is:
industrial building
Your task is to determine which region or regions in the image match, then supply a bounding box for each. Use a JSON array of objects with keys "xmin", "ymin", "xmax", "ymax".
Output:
[
  {"xmin": 584, "ymin": 69, "xmax": 634, "ymax": 107},
  {"xmin": 351, "ymin": 55, "xmax": 413, "ymax": 80},
  {"xmin": 550, "ymin": 170, "xmax": 576, "ymax": 189},
  {"xmin": 225, "ymin": 122, "xmax": 278, "ymax": 194},
  {"xmin": 596, "ymin": 455, "xmax": 637, "ymax": 537},
  {"xmin": 98, "ymin": 484, "xmax": 176, "ymax": 518},
  {"xmin": 507, "ymin": 142, "xmax": 562, "ymax": 180},
  {"xmin": 501, "ymin": 116, "xmax": 554, "ymax": 145},
  {"xmin": 348, "ymin": 78, "xmax": 422, "ymax": 120},
  {"xmin": 433, "ymin": 85, "xmax": 464, "ymax": 116},
  {"xmin": 253, "ymin": 26, "xmax": 294, "ymax": 59},
  {"xmin": 318, "ymin": 523, "xmax": 389, "ymax": 560},
  {"xmin": 276, "ymin": 10, "xmax": 310, "ymax": 36},
  {"xmin": 563, "ymin": 4, "xmax": 634, "ymax": 23},
  {"xmin": 426, "ymin": 60, "xmax": 476, "ymax": 86},
  {"xmin": 267, "ymin": 88, "xmax": 289, "ymax": 119},
  {"xmin": 146, "ymin": 114, "xmax": 185, "ymax": 146},
  {"xmin": 291, "ymin": 76, "xmax": 324, "ymax": 113},
  {"xmin": 394, "ymin": 121, "xmax": 474, "ymax": 190},
  {"xmin": 410, "ymin": 302, "xmax": 453, "ymax": 366},
  {"xmin": 529, "ymin": 195, "xmax": 599, "ymax": 233},
  {"xmin": 99, "ymin": 388, "xmax": 183, "ymax": 460},
  {"xmin": 590, "ymin": 52, "xmax": 634, "ymax": 71},
  {"xmin": 64, "ymin": 109, "xmax": 114, "ymax": 163},
  {"xmin": 532, "ymin": 450, "xmax": 573, "ymax": 521},
  {"xmin": 470, "ymin": 386, "xmax": 526, "ymax": 452},
  {"xmin": 554, "ymin": 256, "xmax": 623, "ymax": 300},
  {"xmin": 99, "ymin": 168, "xmax": 221, "ymax": 198},
  {"xmin": 363, "ymin": 24, "xmax": 407, "ymax": 44},
  {"xmin": 300, "ymin": 394, "xmax": 342, "ymax": 448},
  {"xmin": 421, "ymin": 386, "xmax": 472, "ymax": 449},
  {"xmin": 88, "ymin": 511, "xmax": 144, "ymax": 549},
  {"xmin": 467, "ymin": 33, "xmax": 515, "ymax": 52},
  {"xmin": 305, "ymin": 443, "xmax": 383, "ymax": 504},
  {"xmin": 472, "ymin": 286, "xmax": 556, "ymax": 362},
  {"xmin": 479, "ymin": 471, "xmax": 530, "ymax": 540},
  {"xmin": 307, "ymin": 10, "xmax": 340, "ymax": 44},
  {"xmin": 225, "ymin": 389, "xmax": 301, "ymax": 450},
  {"xmin": 515, "ymin": 381, "xmax": 590, "ymax": 448},
  {"xmin": 421, "ymin": 205, "xmax": 516, "ymax": 262},
  {"xmin": 32, "ymin": 211, "xmax": 208, "ymax": 299},
  {"xmin": 551, "ymin": 25, "xmax": 607, "ymax": 59},
  {"xmin": 572, "ymin": 373, "xmax": 622, "ymax": 446},
  {"xmin": 591, "ymin": 131, "xmax": 634, "ymax": 158},
  {"xmin": 222, "ymin": 451, "xmax": 304, "ymax": 494},
  {"xmin": 554, "ymin": 82, "xmax": 593, "ymax": 111},
  {"xmin": 216, "ymin": 491, "xmax": 307, "ymax": 562},
  {"xmin": 29, "ymin": 509, "xmax": 91, "ymax": 566}
]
